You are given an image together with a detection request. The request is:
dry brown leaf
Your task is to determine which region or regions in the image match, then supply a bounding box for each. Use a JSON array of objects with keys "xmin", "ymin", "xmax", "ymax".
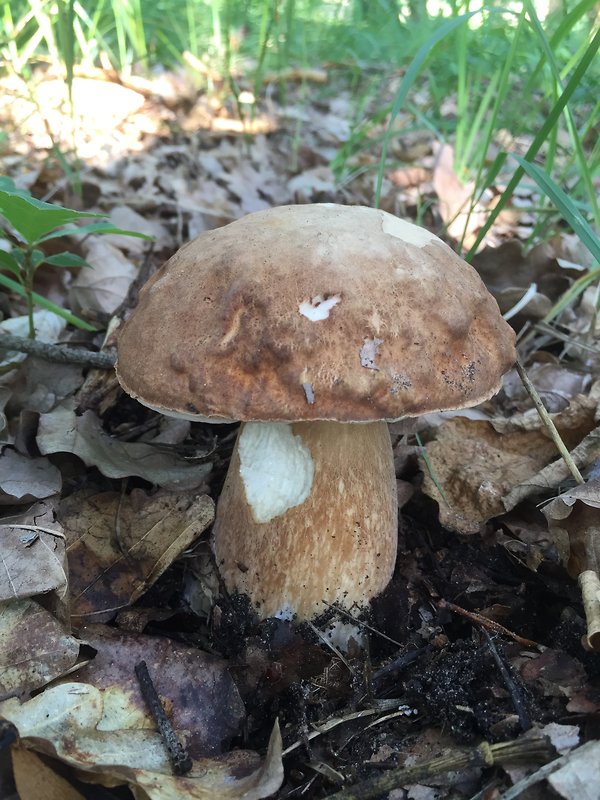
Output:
[
  {"xmin": 0, "ymin": 523, "xmax": 66, "ymax": 602},
  {"xmin": 7, "ymin": 357, "xmax": 84, "ymax": 414},
  {"xmin": 0, "ymin": 682, "xmax": 283, "ymax": 800},
  {"xmin": 542, "ymin": 479, "xmax": 600, "ymax": 649},
  {"xmin": 37, "ymin": 403, "xmax": 211, "ymax": 490},
  {"xmin": 542, "ymin": 479, "xmax": 600, "ymax": 576},
  {"xmin": 74, "ymin": 624, "xmax": 244, "ymax": 757},
  {"xmin": 102, "ymin": 205, "xmax": 169, "ymax": 255},
  {"xmin": 69, "ymin": 237, "xmax": 138, "ymax": 315},
  {"xmin": 432, "ymin": 142, "xmax": 485, "ymax": 244},
  {"xmin": 59, "ymin": 488, "xmax": 214, "ymax": 622},
  {"xmin": 12, "ymin": 745, "xmax": 85, "ymax": 800},
  {"xmin": 503, "ymin": 421, "xmax": 600, "ymax": 511},
  {"xmin": 503, "ymin": 360, "xmax": 590, "ymax": 413},
  {"xmin": 472, "ymin": 236, "xmax": 584, "ymax": 325},
  {"xmin": 420, "ymin": 417, "xmax": 557, "ymax": 534},
  {"xmin": 0, "ymin": 448, "xmax": 61, "ymax": 505},
  {"xmin": 0, "ymin": 599, "xmax": 80, "ymax": 700}
]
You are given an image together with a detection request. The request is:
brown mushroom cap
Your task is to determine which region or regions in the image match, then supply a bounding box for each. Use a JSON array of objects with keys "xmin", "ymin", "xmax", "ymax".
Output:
[{"xmin": 116, "ymin": 204, "xmax": 516, "ymax": 421}]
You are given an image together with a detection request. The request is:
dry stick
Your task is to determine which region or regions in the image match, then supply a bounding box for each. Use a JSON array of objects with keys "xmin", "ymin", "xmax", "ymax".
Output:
[
  {"xmin": 323, "ymin": 737, "xmax": 554, "ymax": 800},
  {"xmin": 134, "ymin": 660, "xmax": 193, "ymax": 776},
  {"xmin": 480, "ymin": 627, "xmax": 532, "ymax": 732},
  {"xmin": 0, "ymin": 333, "xmax": 116, "ymax": 369},
  {"xmin": 438, "ymin": 599, "xmax": 540, "ymax": 649},
  {"xmin": 515, "ymin": 360, "xmax": 584, "ymax": 485}
]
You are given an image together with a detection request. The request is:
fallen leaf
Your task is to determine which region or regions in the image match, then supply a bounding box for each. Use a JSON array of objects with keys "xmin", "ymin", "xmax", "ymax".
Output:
[
  {"xmin": 12, "ymin": 745, "xmax": 85, "ymax": 800},
  {"xmin": 102, "ymin": 205, "xmax": 168, "ymax": 254},
  {"xmin": 59, "ymin": 488, "xmax": 214, "ymax": 622},
  {"xmin": 0, "ymin": 599, "xmax": 80, "ymax": 700},
  {"xmin": 0, "ymin": 682, "xmax": 283, "ymax": 799},
  {"xmin": 420, "ymin": 417, "xmax": 556, "ymax": 534},
  {"xmin": 8, "ymin": 357, "xmax": 83, "ymax": 413},
  {"xmin": 543, "ymin": 479, "xmax": 600, "ymax": 649},
  {"xmin": 432, "ymin": 142, "xmax": 485, "ymax": 244},
  {"xmin": 74, "ymin": 624, "xmax": 244, "ymax": 756},
  {"xmin": 69, "ymin": 237, "xmax": 138, "ymax": 315},
  {"xmin": 0, "ymin": 312, "xmax": 66, "ymax": 369},
  {"xmin": 37, "ymin": 402, "xmax": 211, "ymax": 490},
  {"xmin": 0, "ymin": 522, "xmax": 67, "ymax": 602},
  {"xmin": 548, "ymin": 740, "xmax": 600, "ymax": 799},
  {"xmin": 0, "ymin": 448, "xmax": 62, "ymax": 504}
]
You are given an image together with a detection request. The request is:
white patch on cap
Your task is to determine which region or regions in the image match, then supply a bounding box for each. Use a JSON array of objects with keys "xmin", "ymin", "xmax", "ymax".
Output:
[
  {"xmin": 302, "ymin": 382, "xmax": 315, "ymax": 404},
  {"xmin": 381, "ymin": 212, "xmax": 437, "ymax": 248},
  {"xmin": 238, "ymin": 422, "xmax": 314, "ymax": 523},
  {"xmin": 299, "ymin": 294, "xmax": 341, "ymax": 321},
  {"xmin": 359, "ymin": 338, "xmax": 384, "ymax": 370}
]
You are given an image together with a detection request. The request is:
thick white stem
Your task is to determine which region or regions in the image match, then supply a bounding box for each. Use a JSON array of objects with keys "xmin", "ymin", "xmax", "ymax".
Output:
[{"xmin": 212, "ymin": 420, "xmax": 398, "ymax": 620}]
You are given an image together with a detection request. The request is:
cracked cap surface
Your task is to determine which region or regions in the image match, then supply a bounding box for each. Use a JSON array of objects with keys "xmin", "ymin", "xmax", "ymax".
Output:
[{"xmin": 116, "ymin": 204, "xmax": 516, "ymax": 422}]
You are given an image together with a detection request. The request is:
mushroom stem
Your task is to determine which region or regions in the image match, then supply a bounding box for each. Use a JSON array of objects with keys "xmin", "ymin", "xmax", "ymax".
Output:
[{"xmin": 212, "ymin": 420, "xmax": 398, "ymax": 620}]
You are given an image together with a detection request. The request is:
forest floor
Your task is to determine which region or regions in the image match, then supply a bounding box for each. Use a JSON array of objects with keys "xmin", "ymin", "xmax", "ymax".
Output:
[{"xmin": 0, "ymin": 64, "xmax": 598, "ymax": 800}]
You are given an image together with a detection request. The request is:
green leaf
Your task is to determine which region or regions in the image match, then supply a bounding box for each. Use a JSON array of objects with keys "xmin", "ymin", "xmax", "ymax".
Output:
[
  {"xmin": 31, "ymin": 249, "xmax": 46, "ymax": 268},
  {"xmin": 466, "ymin": 24, "xmax": 600, "ymax": 258},
  {"xmin": 375, "ymin": 10, "xmax": 482, "ymax": 206},
  {"xmin": 0, "ymin": 189, "xmax": 102, "ymax": 244},
  {"xmin": 0, "ymin": 177, "xmax": 18, "ymax": 192},
  {"xmin": 0, "ymin": 273, "xmax": 96, "ymax": 331},
  {"xmin": 0, "ymin": 249, "xmax": 20, "ymax": 276},
  {"xmin": 513, "ymin": 156, "xmax": 600, "ymax": 264},
  {"xmin": 44, "ymin": 252, "xmax": 91, "ymax": 268},
  {"xmin": 38, "ymin": 222, "xmax": 154, "ymax": 243}
]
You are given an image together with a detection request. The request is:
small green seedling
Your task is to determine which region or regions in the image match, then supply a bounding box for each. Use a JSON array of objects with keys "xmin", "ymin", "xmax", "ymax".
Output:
[{"xmin": 0, "ymin": 177, "xmax": 152, "ymax": 337}]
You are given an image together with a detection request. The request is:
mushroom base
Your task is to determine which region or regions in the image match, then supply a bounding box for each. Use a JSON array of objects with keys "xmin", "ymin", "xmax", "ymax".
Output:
[{"xmin": 212, "ymin": 420, "xmax": 398, "ymax": 620}]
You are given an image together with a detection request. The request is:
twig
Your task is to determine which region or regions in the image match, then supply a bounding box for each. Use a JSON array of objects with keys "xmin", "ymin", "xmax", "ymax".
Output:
[
  {"xmin": 0, "ymin": 334, "xmax": 116, "ymax": 369},
  {"xmin": 438, "ymin": 599, "xmax": 540, "ymax": 649},
  {"xmin": 134, "ymin": 660, "xmax": 193, "ymax": 776},
  {"xmin": 480, "ymin": 628, "xmax": 531, "ymax": 731},
  {"xmin": 324, "ymin": 737, "xmax": 554, "ymax": 800},
  {"xmin": 372, "ymin": 647, "xmax": 427, "ymax": 684},
  {"xmin": 515, "ymin": 360, "xmax": 584, "ymax": 485}
]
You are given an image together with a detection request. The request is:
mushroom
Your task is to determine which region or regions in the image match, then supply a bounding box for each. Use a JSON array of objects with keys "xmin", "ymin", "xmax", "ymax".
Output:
[{"xmin": 116, "ymin": 204, "xmax": 516, "ymax": 623}]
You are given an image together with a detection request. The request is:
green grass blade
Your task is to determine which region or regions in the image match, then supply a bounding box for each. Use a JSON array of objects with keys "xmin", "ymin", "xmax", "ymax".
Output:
[
  {"xmin": 523, "ymin": 0, "xmax": 600, "ymax": 227},
  {"xmin": 466, "ymin": 24, "xmax": 600, "ymax": 259},
  {"xmin": 374, "ymin": 10, "xmax": 481, "ymax": 206},
  {"xmin": 513, "ymin": 156, "xmax": 600, "ymax": 264}
]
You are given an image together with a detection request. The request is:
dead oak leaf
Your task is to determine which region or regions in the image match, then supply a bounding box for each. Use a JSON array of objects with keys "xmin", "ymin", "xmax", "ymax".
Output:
[
  {"xmin": 59, "ymin": 488, "xmax": 214, "ymax": 623},
  {"xmin": 0, "ymin": 599, "xmax": 80, "ymax": 700},
  {"xmin": 420, "ymin": 417, "xmax": 557, "ymax": 534},
  {"xmin": 0, "ymin": 683, "xmax": 283, "ymax": 800}
]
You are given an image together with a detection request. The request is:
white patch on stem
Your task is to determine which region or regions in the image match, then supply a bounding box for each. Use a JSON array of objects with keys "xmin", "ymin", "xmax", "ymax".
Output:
[{"xmin": 238, "ymin": 422, "xmax": 314, "ymax": 523}]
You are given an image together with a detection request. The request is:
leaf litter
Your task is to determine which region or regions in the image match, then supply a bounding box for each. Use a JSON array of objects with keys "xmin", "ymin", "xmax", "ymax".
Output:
[{"xmin": 0, "ymin": 62, "xmax": 599, "ymax": 800}]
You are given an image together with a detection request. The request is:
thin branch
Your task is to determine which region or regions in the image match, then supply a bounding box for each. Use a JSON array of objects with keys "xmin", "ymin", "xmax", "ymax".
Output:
[
  {"xmin": 0, "ymin": 333, "xmax": 116, "ymax": 369},
  {"xmin": 135, "ymin": 660, "xmax": 192, "ymax": 776},
  {"xmin": 480, "ymin": 627, "xmax": 531, "ymax": 731},
  {"xmin": 515, "ymin": 360, "xmax": 584, "ymax": 485},
  {"xmin": 438, "ymin": 599, "xmax": 540, "ymax": 649}
]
